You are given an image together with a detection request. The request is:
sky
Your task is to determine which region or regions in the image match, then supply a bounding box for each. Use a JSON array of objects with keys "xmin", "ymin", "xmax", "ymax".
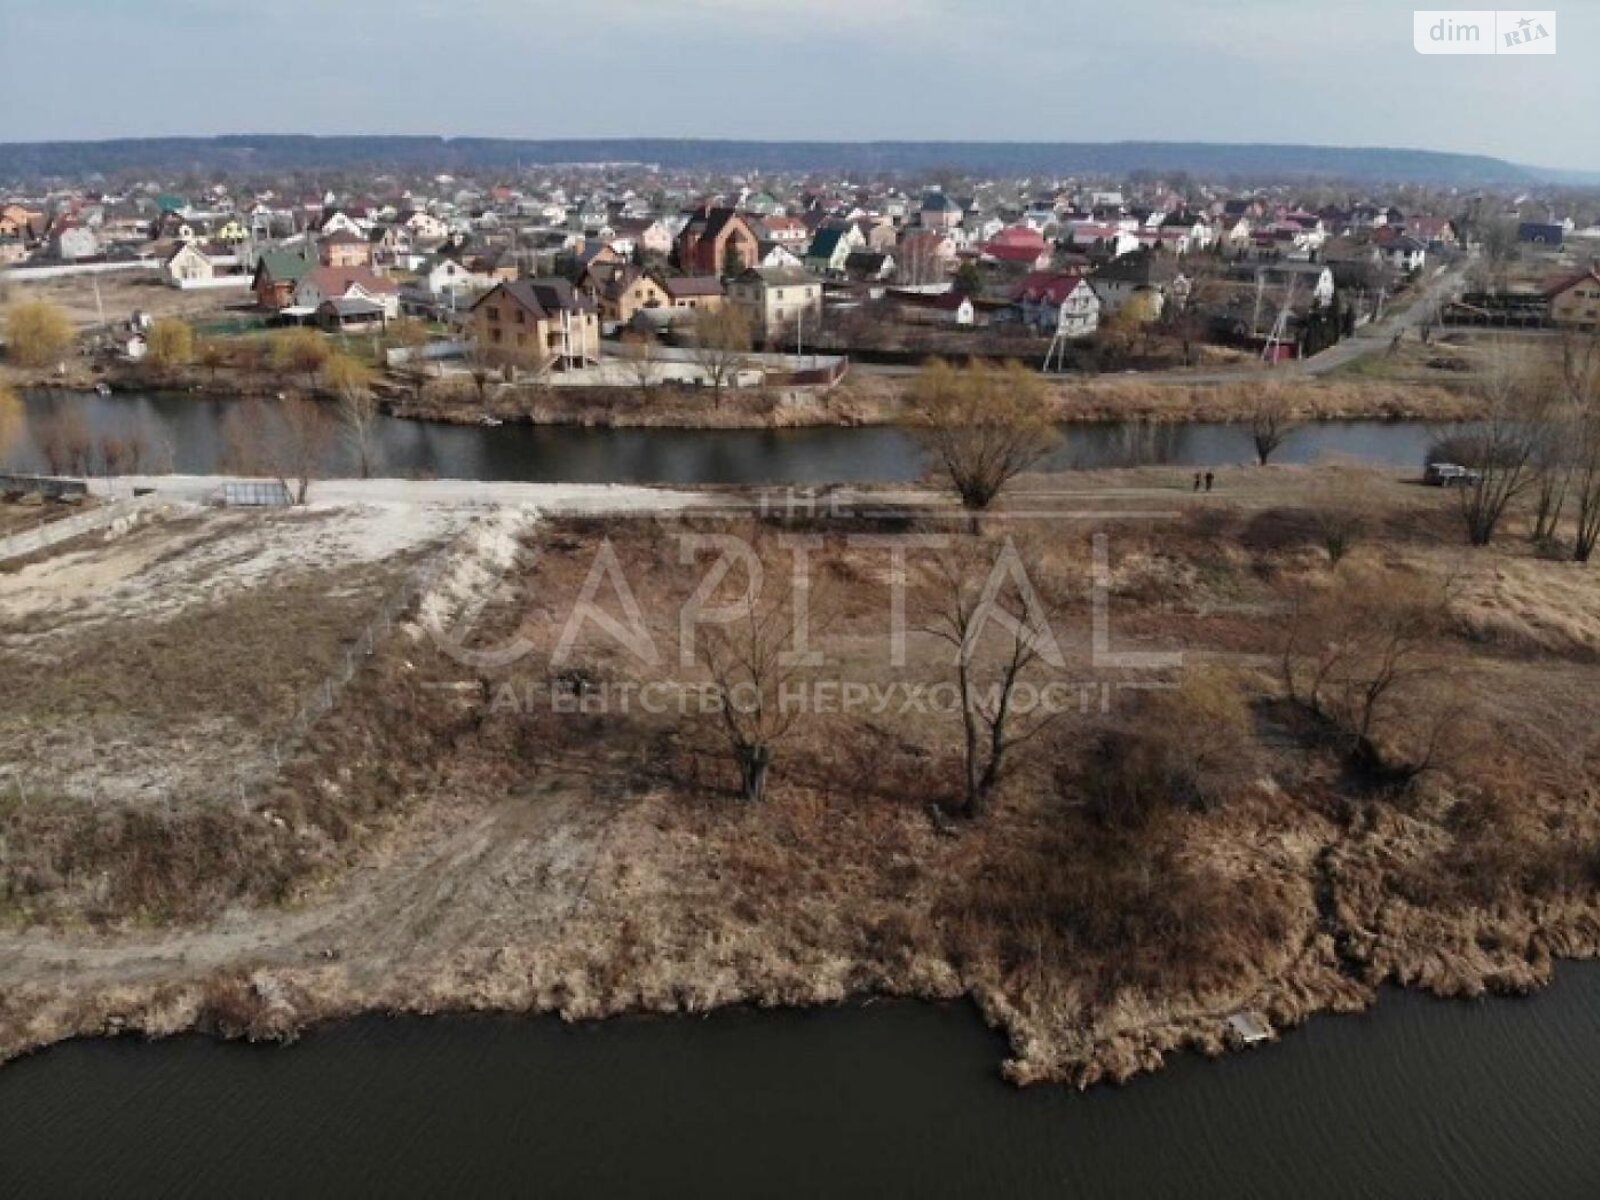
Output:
[{"xmin": 2, "ymin": 0, "xmax": 1597, "ymax": 170}]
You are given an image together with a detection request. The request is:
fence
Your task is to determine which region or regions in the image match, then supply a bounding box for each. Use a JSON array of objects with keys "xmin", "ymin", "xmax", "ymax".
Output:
[
  {"xmin": 217, "ymin": 481, "xmax": 292, "ymax": 507},
  {"xmin": 233, "ymin": 540, "xmax": 458, "ymax": 805},
  {"xmin": 0, "ymin": 493, "xmax": 166, "ymax": 564},
  {"xmin": 3, "ymin": 260, "xmax": 160, "ymax": 282},
  {"xmin": 0, "ymin": 472, "xmax": 89, "ymax": 499}
]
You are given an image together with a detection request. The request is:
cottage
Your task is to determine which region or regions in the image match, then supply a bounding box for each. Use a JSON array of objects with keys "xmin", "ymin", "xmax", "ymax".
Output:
[
  {"xmin": 609, "ymin": 217, "xmax": 673, "ymax": 260},
  {"xmin": 471, "ymin": 278, "xmax": 599, "ymax": 370},
  {"xmin": 51, "ymin": 224, "xmax": 100, "ymax": 261},
  {"xmin": 1091, "ymin": 250, "xmax": 1180, "ymax": 318},
  {"xmin": 1519, "ymin": 222, "xmax": 1564, "ymax": 246},
  {"xmin": 982, "ymin": 225, "xmax": 1052, "ymax": 270},
  {"xmin": 1379, "ymin": 236, "xmax": 1427, "ymax": 274},
  {"xmin": 590, "ymin": 266, "xmax": 671, "ymax": 325},
  {"xmin": 675, "ymin": 206, "xmax": 761, "ymax": 277},
  {"xmin": 659, "ymin": 274, "xmax": 726, "ymax": 313},
  {"xmin": 295, "ymin": 266, "xmax": 401, "ymax": 319},
  {"xmin": 164, "ymin": 240, "xmax": 215, "ymax": 285},
  {"xmin": 1546, "ymin": 266, "xmax": 1600, "ymax": 329},
  {"xmin": 315, "ymin": 297, "xmax": 388, "ymax": 333},
  {"xmin": 252, "ymin": 245, "xmax": 319, "ymax": 309},
  {"xmin": 1014, "ymin": 271, "xmax": 1100, "ymax": 337},
  {"xmin": 319, "ymin": 229, "xmax": 373, "ymax": 269},
  {"xmin": 728, "ymin": 267, "xmax": 824, "ymax": 340},
  {"xmin": 805, "ymin": 224, "xmax": 865, "ymax": 276},
  {"xmin": 919, "ymin": 191, "xmax": 963, "ymax": 231}
]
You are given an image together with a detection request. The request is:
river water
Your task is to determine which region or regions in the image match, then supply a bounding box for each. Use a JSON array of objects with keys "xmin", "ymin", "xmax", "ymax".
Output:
[
  {"xmin": 2, "ymin": 969, "xmax": 1599, "ymax": 1198},
  {"xmin": 7, "ymin": 390, "xmax": 1464, "ymax": 483}
]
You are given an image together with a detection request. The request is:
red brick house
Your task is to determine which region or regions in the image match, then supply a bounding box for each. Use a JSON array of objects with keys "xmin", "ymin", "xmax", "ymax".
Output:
[{"xmin": 674, "ymin": 205, "xmax": 761, "ymax": 277}]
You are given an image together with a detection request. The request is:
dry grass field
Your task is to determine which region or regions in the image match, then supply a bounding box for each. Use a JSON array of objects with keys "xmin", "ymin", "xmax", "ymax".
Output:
[{"xmin": 1, "ymin": 468, "xmax": 1597, "ymax": 1087}]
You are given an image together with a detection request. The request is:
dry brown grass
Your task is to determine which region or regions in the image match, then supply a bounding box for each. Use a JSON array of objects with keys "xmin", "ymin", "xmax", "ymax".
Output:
[{"xmin": 5, "ymin": 471, "xmax": 1600, "ymax": 1087}]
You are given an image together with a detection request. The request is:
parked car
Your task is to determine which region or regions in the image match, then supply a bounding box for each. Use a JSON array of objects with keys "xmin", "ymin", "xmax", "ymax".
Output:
[{"xmin": 1424, "ymin": 462, "xmax": 1483, "ymax": 488}]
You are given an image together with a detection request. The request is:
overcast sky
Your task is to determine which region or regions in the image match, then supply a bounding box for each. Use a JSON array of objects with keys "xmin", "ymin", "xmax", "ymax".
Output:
[{"xmin": 3, "ymin": 0, "xmax": 1596, "ymax": 170}]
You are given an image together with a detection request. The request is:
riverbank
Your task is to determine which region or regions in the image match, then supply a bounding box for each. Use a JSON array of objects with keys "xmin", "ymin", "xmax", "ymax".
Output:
[
  {"xmin": 1, "ymin": 467, "xmax": 1595, "ymax": 1088},
  {"xmin": 9, "ymin": 359, "xmax": 1487, "ymax": 432}
]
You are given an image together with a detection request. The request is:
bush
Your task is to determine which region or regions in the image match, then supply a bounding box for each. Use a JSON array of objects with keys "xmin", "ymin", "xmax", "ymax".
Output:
[
  {"xmin": 1069, "ymin": 667, "xmax": 1259, "ymax": 827},
  {"xmin": 3, "ymin": 299, "xmax": 74, "ymax": 367}
]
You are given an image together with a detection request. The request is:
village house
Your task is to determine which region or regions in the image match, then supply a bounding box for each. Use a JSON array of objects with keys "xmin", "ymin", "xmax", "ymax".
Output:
[
  {"xmin": 608, "ymin": 217, "xmax": 673, "ymax": 260},
  {"xmin": 1546, "ymin": 266, "xmax": 1600, "ymax": 329},
  {"xmin": 50, "ymin": 224, "xmax": 100, "ymax": 261},
  {"xmin": 1014, "ymin": 271, "xmax": 1101, "ymax": 337},
  {"xmin": 318, "ymin": 229, "xmax": 373, "ymax": 269},
  {"xmin": 895, "ymin": 230, "xmax": 959, "ymax": 286},
  {"xmin": 1378, "ymin": 235, "xmax": 1427, "ymax": 274},
  {"xmin": 418, "ymin": 254, "xmax": 487, "ymax": 298},
  {"xmin": 728, "ymin": 266, "xmax": 824, "ymax": 340},
  {"xmin": 675, "ymin": 205, "xmax": 762, "ymax": 277},
  {"xmin": 470, "ymin": 277, "xmax": 599, "ymax": 370},
  {"xmin": 805, "ymin": 224, "xmax": 865, "ymax": 277},
  {"xmin": 982, "ymin": 225, "xmax": 1053, "ymax": 271},
  {"xmin": 295, "ymin": 265, "xmax": 401, "ymax": 319},
  {"xmin": 1063, "ymin": 220, "xmax": 1140, "ymax": 260},
  {"xmin": 756, "ymin": 215, "xmax": 811, "ymax": 248},
  {"xmin": 757, "ymin": 241, "xmax": 805, "ymax": 271},
  {"xmin": 0, "ymin": 203, "xmax": 42, "ymax": 241},
  {"xmin": 919, "ymin": 191, "xmax": 963, "ymax": 231},
  {"xmin": 164, "ymin": 240, "xmax": 217, "ymax": 285},
  {"xmin": 314, "ymin": 297, "xmax": 388, "ymax": 334},
  {"xmin": 659, "ymin": 274, "xmax": 726, "ymax": 314},
  {"xmin": 1090, "ymin": 249, "xmax": 1184, "ymax": 318},
  {"xmin": 402, "ymin": 210, "xmax": 451, "ymax": 243},
  {"xmin": 1406, "ymin": 216, "xmax": 1459, "ymax": 248},
  {"xmin": 252, "ymin": 245, "xmax": 319, "ymax": 309},
  {"xmin": 588, "ymin": 265, "xmax": 670, "ymax": 325},
  {"xmin": 843, "ymin": 251, "xmax": 896, "ymax": 283}
]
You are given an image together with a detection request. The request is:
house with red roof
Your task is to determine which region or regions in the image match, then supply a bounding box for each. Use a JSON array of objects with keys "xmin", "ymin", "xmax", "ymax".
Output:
[
  {"xmin": 1547, "ymin": 265, "xmax": 1600, "ymax": 329},
  {"xmin": 981, "ymin": 225, "xmax": 1052, "ymax": 270},
  {"xmin": 294, "ymin": 265, "xmax": 400, "ymax": 319},
  {"xmin": 1014, "ymin": 271, "xmax": 1100, "ymax": 337}
]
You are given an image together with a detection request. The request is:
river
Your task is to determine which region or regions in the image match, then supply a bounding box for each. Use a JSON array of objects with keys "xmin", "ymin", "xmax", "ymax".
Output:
[
  {"xmin": 7, "ymin": 389, "xmax": 1465, "ymax": 484},
  {"xmin": 2, "ymin": 968, "xmax": 1599, "ymax": 1197}
]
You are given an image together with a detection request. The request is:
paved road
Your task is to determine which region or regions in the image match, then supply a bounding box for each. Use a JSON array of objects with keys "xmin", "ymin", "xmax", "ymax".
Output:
[{"xmin": 851, "ymin": 262, "xmax": 1470, "ymax": 386}]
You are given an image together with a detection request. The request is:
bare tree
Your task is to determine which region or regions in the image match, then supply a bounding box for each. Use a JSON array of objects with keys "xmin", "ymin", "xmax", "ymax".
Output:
[
  {"xmin": 1563, "ymin": 329, "xmax": 1600, "ymax": 562},
  {"xmin": 1308, "ymin": 475, "xmax": 1373, "ymax": 565},
  {"xmin": 1281, "ymin": 567, "xmax": 1452, "ymax": 777},
  {"xmin": 698, "ymin": 591, "xmax": 809, "ymax": 804},
  {"xmin": 463, "ymin": 339, "xmax": 505, "ymax": 408},
  {"xmin": 221, "ymin": 396, "xmax": 333, "ymax": 504},
  {"xmin": 1248, "ymin": 383, "xmax": 1298, "ymax": 465},
  {"xmin": 688, "ymin": 304, "xmax": 753, "ymax": 404},
  {"xmin": 1447, "ymin": 348, "xmax": 1549, "ymax": 546},
  {"xmin": 618, "ymin": 331, "xmax": 661, "ymax": 391},
  {"xmin": 912, "ymin": 358, "xmax": 1060, "ymax": 525},
  {"xmin": 919, "ymin": 539, "xmax": 1063, "ymax": 818},
  {"xmin": 326, "ymin": 353, "xmax": 381, "ymax": 479},
  {"xmin": 196, "ymin": 337, "xmax": 228, "ymax": 385}
]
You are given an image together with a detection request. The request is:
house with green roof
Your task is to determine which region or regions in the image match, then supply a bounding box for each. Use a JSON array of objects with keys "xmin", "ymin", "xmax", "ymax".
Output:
[{"xmin": 252, "ymin": 245, "xmax": 318, "ymax": 309}]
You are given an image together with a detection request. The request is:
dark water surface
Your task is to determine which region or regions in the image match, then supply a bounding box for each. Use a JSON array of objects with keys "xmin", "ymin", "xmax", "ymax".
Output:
[
  {"xmin": 2, "ymin": 968, "xmax": 1599, "ymax": 1198},
  {"xmin": 9, "ymin": 390, "xmax": 1464, "ymax": 484}
]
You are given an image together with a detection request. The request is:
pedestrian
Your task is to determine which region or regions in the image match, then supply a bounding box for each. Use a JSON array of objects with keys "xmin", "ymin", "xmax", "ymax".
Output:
[
  {"xmin": 1204, "ymin": 471, "xmax": 1215, "ymax": 493},
  {"xmin": 1193, "ymin": 472, "xmax": 1202, "ymax": 492}
]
